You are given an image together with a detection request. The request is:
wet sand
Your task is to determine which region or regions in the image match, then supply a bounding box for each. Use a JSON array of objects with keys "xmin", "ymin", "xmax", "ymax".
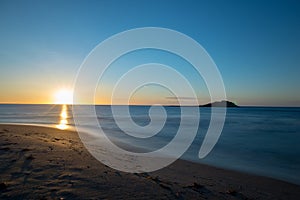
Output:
[{"xmin": 0, "ymin": 124, "xmax": 299, "ymax": 199}]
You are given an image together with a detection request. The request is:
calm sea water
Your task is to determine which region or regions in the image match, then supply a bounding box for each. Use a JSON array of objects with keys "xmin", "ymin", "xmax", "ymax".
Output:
[{"xmin": 0, "ymin": 104, "xmax": 299, "ymax": 185}]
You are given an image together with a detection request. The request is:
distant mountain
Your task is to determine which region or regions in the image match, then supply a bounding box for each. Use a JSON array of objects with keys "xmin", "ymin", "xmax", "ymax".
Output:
[{"xmin": 200, "ymin": 100, "xmax": 239, "ymax": 107}]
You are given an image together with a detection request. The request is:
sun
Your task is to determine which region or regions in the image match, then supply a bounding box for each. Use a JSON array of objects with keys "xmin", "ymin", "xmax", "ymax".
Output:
[{"xmin": 54, "ymin": 89, "xmax": 73, "ymax": 104}]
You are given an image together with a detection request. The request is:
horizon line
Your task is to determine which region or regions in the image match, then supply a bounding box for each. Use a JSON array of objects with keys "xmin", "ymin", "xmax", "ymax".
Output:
[{"xmin": 0, "ymin": 102, "xmax": 299, "ymax": 108}]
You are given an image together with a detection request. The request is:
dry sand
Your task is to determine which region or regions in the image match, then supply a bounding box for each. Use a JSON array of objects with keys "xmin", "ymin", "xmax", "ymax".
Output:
[{"xmin": 0, "ymin": 124, "xmax": 299, "ymax": 199}]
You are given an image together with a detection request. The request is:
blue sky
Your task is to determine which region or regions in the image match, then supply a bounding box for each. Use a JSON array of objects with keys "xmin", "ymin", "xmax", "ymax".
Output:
[{"xmin": 0, "ymin": 0, "xmax": 299, "ymax": 106}]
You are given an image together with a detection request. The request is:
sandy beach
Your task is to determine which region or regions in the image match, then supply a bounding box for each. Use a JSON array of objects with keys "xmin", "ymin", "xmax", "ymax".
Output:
[{"xmin": 0, "ymin": 124, "xmax": 299, "ymax": 200}]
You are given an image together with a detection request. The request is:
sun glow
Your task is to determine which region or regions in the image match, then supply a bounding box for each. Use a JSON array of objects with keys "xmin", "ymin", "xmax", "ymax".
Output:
[{"xmin": 54, "ymin": 89, "xmax": 73, "ymax": 105}]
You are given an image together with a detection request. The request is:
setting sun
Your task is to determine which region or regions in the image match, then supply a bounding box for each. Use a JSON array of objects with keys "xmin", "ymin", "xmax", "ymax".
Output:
[{"xmin": 54, "ymin": 89, "xmax": 73, "ymax": 104}]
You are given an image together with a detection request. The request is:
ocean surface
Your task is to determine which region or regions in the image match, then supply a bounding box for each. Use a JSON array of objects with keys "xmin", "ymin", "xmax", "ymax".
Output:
[{"xmin": 0, "ymin": 104, "xmax": 299, "ymax": 185}]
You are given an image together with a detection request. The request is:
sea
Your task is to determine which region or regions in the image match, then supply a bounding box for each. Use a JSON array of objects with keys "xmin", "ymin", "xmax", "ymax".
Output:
[{"xmin": 0, "ymin": 104, "xmax": 299, "ymax": 185}]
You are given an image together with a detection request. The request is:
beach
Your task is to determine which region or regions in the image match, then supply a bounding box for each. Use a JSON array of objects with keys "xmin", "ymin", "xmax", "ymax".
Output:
[{"xmin": 0, "ymin": 124, "xmax": 299, "ymax": 199}]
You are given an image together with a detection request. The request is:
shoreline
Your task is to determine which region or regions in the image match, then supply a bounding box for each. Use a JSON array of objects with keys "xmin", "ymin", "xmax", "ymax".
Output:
[
  {"xmin": 0, "ymin": 124, "xmax": 299, "ymax": 199},
  {"xmin": 2, "ymin": 122, "xmax": 298, "ymax": 185}
]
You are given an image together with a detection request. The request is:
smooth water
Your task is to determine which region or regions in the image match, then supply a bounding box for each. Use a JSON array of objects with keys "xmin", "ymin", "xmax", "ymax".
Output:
[{"xmin": 0, "ymin": 104, "xmax": 299, "ymax": 185}]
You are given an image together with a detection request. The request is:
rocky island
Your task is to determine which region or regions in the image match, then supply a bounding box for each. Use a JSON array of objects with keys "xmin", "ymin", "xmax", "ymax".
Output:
[{"xmin": 200, "ymin": 100, "xmax": 239, "ymax": 107}]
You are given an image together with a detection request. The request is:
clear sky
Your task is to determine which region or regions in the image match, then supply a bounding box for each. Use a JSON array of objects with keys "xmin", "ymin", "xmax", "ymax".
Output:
[{"xmin": 0, "ymin": 0, "xmax": 299, "ymax": 106}]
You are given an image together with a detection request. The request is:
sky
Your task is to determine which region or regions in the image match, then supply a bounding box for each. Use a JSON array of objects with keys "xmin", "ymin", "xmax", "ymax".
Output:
[{"xmin": 0, "ymin": 0, "xmax": 299, "ymax": 106}]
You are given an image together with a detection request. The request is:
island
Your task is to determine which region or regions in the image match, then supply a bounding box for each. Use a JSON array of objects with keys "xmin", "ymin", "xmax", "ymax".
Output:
[{"xmin": 200, "ymin": 100, "xmax": 239, "ymax": 107}]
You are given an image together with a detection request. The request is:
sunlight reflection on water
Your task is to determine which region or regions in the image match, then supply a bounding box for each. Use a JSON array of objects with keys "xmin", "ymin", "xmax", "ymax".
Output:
[{"xmin": 56, "ymin": 104, "xmax": 69, "ymax": 130}]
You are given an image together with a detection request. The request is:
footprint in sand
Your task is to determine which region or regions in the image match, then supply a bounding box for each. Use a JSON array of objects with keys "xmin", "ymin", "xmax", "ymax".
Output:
[{"xmin": 10, "ymin": 150, "xmax": 35, "ymax": 185}]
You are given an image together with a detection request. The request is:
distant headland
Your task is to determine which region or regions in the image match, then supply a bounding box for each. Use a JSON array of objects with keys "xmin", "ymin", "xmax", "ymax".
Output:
[{"xmin": 200, "ymin": 100, "xmax": 239, "ymax": 107}]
